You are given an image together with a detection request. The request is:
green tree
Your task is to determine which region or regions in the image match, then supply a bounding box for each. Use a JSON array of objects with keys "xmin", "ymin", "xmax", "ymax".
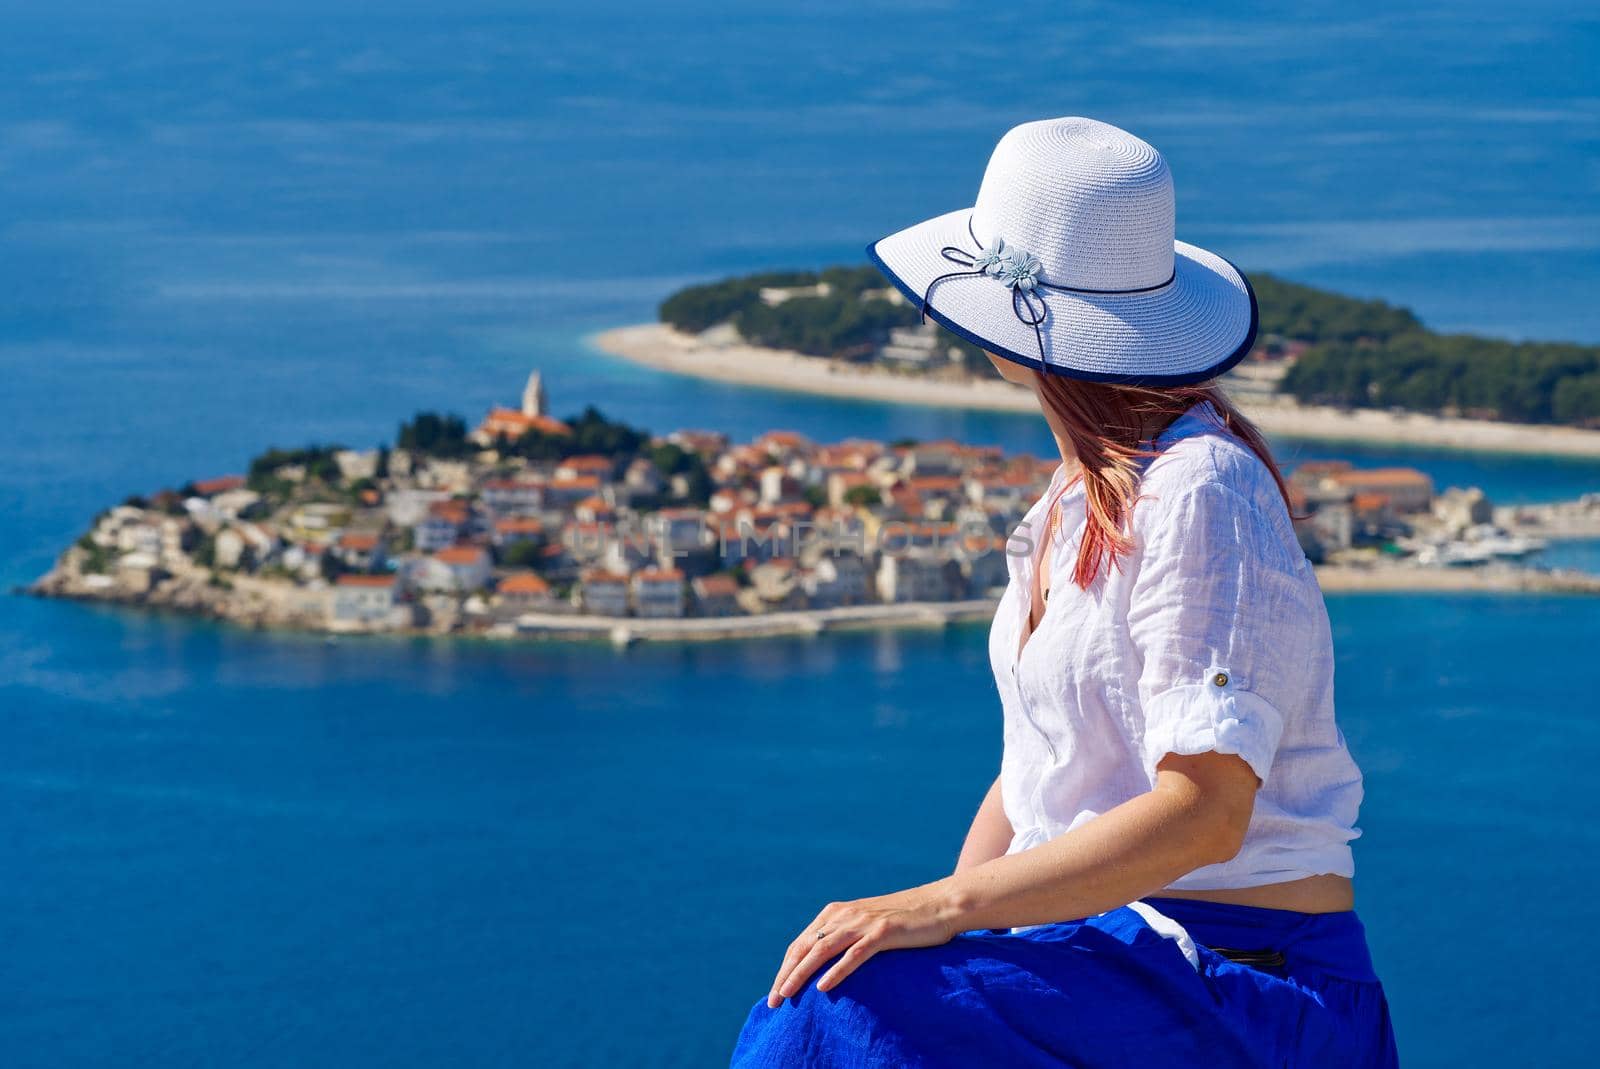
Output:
[
  {"xmin": 247, "ymin": 444, "xmax": 346, "ymax": 492},
  {"xmin": 499, "ymin": 541, "xmax": 544, "ymax": 569},
  {"xmin": 75, "ymin": 536, "xmax": 111, "ymax": 575},
  {"xmin": 1554, "ymin": 372, "xmax": 1600, "ymax": 427},
  {"xmin": 844, "ymin": 485, "xmax": 881, "ymax": 507},
  {"xmin": 1251, "ymin": 273, "xmax": 1422, "ymax": 344},
  {"xmin": 318, "ymin": 552, "xmax": 347, "ymax": 583},
  {"xmin": 397, "ymin": 412, "xmax": 472, "ymax": 458}
]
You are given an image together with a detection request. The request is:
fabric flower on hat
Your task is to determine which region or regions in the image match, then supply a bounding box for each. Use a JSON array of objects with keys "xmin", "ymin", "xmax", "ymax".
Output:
[
  {"xmin": 999, "ymin": 248, "xmax": 1042, "ymax": 292},
  {"xmin": 972, "ymin": 238, "xmax": 1007, "ymax": 277}
]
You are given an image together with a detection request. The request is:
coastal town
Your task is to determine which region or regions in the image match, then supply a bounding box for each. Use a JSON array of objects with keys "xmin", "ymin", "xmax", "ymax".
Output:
[{"xmin": 28, "ymin": 370, "xmax": 1600, "ymax": 643}]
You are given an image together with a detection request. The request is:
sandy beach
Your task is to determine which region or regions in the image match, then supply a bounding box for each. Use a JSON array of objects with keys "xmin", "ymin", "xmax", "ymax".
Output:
[{"xmin": 594, "ymin": 324, "xmax": 1600, "ymax": 459}]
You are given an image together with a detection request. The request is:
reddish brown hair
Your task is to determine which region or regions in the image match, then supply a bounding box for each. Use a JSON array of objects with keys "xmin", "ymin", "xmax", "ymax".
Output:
[{"xmin": 1031, "ymin": 374, "xmax": 1292, "ymax": 590}]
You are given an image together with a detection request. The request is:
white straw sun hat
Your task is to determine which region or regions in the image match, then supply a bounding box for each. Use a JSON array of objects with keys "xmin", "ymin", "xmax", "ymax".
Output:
[{"xmin": 868, "ymin": 117, "xmax": 1257, "ymax": 386}]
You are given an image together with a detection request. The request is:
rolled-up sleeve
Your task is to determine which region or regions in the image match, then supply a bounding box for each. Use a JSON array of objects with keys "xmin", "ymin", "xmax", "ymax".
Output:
[{"xmin": 1127, "ymin": 480, "xmax": 1311, "ymax": 785}]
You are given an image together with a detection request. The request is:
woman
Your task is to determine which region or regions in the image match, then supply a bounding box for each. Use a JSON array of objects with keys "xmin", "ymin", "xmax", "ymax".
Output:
[{"xmin": 730, "ymin": 118, "xmax": 1399, "ymax": 1067}]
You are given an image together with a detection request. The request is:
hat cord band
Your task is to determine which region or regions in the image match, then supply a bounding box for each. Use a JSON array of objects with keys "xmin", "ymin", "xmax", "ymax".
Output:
[{"xmin": 920, "ymin": 215, "xmax": 1178, "ymax": 362}]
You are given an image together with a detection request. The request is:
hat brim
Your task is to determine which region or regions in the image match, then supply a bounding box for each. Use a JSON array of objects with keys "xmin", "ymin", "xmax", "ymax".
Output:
[{"xmin": 868, "ymin": 209, "xmax": 1257, "ymax": 386}]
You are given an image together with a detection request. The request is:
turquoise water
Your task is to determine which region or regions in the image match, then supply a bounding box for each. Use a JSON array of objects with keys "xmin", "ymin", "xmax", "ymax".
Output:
[
  {"xmin": 4, "ymin": 3, "xmax": 1600, "ymax": 1066},
  {"xmin": 7, "ymin": 594, "xmax": 1600, "ymax": 1067}
]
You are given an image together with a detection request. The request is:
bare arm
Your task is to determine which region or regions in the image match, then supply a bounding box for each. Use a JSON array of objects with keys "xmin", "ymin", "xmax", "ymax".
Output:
[
  {"xmin": 768, "ymin": 750, "xmax": 1257, "ymax": 1004},
  {"xmin": 954, "ymin": 774, "xmax": 1013, "ymax": 874},
  {"xmin": 931, "ymin": 750, "xmax": 1256, "ymax": 931}
]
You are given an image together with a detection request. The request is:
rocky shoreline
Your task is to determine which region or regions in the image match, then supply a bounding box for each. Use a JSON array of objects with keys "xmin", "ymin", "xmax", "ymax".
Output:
[
  {"xmin": 24, "ymin": 562, "xmax": 1004, "ymax": 644},
  {"xmin": 29, "ymin": 555, "xmax": 1600, "ymax": 648}
]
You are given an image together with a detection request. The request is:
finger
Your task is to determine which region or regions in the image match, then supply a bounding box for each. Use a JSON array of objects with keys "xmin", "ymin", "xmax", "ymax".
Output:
[
  {"xmin": 767, "ymin": 944, "xmax": 805, "ymax": 1008},
  {"xmin": 776, "ymin": 932, "xmax": 856, "ymax": 1002},
  {"xmin": 772, "ymin": 934, "xmax": 840, "ymax": 1006},
  {"xmin": 767, "ymin": 904, "xmax": 849, "ymax": 1007},
  {"xmin": 815, "ymin": 936, "xmax": 880, "ymax": 993},
  {"xmin": 767, "ymin": 913, "xmax": 828, "ymax": 1005},
  {"xmin": 768, "ymin": 922, "xmax": 833, "ymax": 1006}
]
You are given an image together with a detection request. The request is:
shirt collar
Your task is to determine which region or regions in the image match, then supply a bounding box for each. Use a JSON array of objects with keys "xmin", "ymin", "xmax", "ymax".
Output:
[{"xmin": 1151, "ymin": 400, "xmax": 1223, "ymax": 449}]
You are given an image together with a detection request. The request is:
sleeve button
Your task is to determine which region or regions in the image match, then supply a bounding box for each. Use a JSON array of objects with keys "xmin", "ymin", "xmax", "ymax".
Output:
[{"xmin": 1212, "ymin": 672, "xmax": 1230, "ymax": 687}]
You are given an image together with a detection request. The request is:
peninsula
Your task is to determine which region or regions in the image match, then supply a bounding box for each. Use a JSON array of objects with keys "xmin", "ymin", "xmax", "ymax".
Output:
[
  {"xmin": 593, "ymin": 268, "xmax": 1600, "ymax": 458},
  {"xmin": 28, "ymin": 373, "xmax": 1600, "ymax": 645}
]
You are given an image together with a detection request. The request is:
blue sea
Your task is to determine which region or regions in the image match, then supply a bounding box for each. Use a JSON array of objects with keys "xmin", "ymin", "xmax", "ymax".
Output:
[{"xmin": 3, "ymin": 3, "xmax": 1599, "ymax": 1066}]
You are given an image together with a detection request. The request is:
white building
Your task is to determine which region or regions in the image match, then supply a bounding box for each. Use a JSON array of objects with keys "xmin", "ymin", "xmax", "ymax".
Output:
[
  {"xmin": 334, "ymin": 449, "xmax": 380, "ymax": 482},
  {"xmin": 802, "ymin": 554, "xmax": 871, "ymax": 607},
  {"xmin": 329, "ymin": 575, "xmax": 405, "ymax": 630},
  {"xmin": 481, "ymin": 479, "xmax": 546, "ymax": 516},
  {"xmin": 877, "ymin": 323, "xmax": 952, "ymax": 367},
  {"xmin": 386, "ymin": 488, "xmax": 451, "ymax": 528},
  {"xmin": 412, "ymin": 546, "xmax": 493, "ymax": 592},
  {"xmin": 632, "ymin": 567, "xmax": 686, "ymax": 618},
  {"xmin": 759, "ymin": 282, "xmax": 831, "ymax": 306},
  {"xmin": 652, "ymin": 508, "xmax": 710, "ymax": 560},
  {"xmin": 579, "ymin": 571, "xmax": 630, "ymax": 616},
  {"xmin": 877, "ymin": 553, "xmax": 956, "ymax": 603}
]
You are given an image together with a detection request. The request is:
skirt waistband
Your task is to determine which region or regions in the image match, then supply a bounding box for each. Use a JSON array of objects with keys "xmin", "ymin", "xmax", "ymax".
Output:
[{"xmin": 1140, "ymin": 897, "xmax": 1378, "ymax": 983}]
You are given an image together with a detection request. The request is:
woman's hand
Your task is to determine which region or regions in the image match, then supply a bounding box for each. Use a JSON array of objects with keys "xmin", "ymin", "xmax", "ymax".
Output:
[{"xmin": 766, "ymin": 885, "xmax": 960, "ymax": 1008}]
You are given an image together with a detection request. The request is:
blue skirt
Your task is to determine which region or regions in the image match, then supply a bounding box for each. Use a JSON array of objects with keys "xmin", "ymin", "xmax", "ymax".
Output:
[{"xmin": 731, "ymin": 897, "xmax": 1398, "ymax": 1068}]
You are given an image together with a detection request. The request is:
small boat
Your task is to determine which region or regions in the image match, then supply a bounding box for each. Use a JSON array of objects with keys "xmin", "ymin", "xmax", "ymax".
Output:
[
  {"xmin": 1475, "ymin": 534, "xmax": 1546, "ymax": 558},
  {"xmin": 1439, "ymin": 543, "xmax": 1495, "ymax": 567}
]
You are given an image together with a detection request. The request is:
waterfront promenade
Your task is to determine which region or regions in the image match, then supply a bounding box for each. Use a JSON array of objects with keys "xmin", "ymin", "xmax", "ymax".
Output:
[
  {"xmin": 33, "ymin": 563, "xmax": 1600, "ymax": 647},
  {"xmin": 502, "ymin": 599, "xmax": 999, "ymax": 643}
]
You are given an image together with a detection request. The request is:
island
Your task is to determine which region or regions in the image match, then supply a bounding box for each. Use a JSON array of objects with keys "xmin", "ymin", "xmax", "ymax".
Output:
[
  {"xmin": 593, "ymin": 269, "xmax": 1600, "ymax": 458},
  {"xmin": 28, "ymin": 372, "xmax": 1600, "ymax": 644}
]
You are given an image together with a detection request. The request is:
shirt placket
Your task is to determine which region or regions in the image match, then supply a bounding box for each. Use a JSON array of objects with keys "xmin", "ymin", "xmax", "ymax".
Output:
[{"xmin": 1010, "ymin": 468, "xmax": 1075, "ymax": 768}]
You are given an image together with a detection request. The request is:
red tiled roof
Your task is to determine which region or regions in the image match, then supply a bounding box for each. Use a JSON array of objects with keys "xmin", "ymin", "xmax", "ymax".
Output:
[
  {"xmin": 635, "ymin": 567, "xmax": 684, "ymax": 583},
  {"xmin": 1295, "ymin": 460, "xmax": 1355, "ymax": 478},
  {"xmin": 889, "ymin": 489, "xmax": 925, "ymax": 516},
  {"xmin": 1330, "ymin": 467, "xmax": 1432, "ymax": 488},
  {"xmin": 192, "ymin": 475, "xmax": 246, "ymax": 496},
  {"xmin": 559, "ymin": 455, "xmax": 614, "ymax": 473},
  {"xmin": 478, "ymin": 408, "xmax": 571, "ymax": 438},
  {"xmin": 336, "ymin": 575, "xmax": 395, "ymax": 588},
  {"xmin": 482, "ymin": 478, "xmax": 546, "ymax": 491},
  {"xmin": 497, "ymin": 572, "xmax": 551, "ymax": 596},
  {"xmin": 757, "ymin": 430, "xmax": 809, "ymax": 448},
  {"xmin": 435, "ymin": 545, "xmax": 488, "ymax": 565},
  {"xmin": 693, "ymin": 574, "xmax": 740, "ymax": 597}
]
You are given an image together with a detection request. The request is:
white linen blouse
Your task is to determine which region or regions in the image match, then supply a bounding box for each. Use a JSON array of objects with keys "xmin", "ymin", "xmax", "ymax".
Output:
[{"xmin": 988, "ymin": 401, "xmax": 1363, "ymax": 890}]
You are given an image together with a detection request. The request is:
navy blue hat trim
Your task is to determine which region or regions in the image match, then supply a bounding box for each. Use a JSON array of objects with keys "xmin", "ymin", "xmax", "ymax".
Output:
[{"xmin": 865, "ymin": 239, "xmax": 1258, "ymax": 388}]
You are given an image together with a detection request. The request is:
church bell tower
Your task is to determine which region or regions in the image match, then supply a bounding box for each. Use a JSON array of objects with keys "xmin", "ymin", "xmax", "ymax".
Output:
[{"xmin": 521, "ymin": 370, "xmax": 546, "ymax": 418}]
